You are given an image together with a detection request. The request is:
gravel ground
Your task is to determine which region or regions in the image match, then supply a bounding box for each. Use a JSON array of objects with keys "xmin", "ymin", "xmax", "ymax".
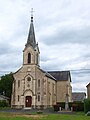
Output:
[{"xmin": 0, "ymin": 108, "xmax": 76, "ymax": 115}]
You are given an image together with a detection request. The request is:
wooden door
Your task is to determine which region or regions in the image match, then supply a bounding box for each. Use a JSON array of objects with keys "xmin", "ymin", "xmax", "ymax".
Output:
[{"xmin": 25, "ymin": 96, "xmax": 32, "ymax": 107}]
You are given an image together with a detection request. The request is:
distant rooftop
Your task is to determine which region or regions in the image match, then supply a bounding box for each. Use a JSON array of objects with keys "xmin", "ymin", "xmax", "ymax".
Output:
[
  {"xmin": 72, "ymin": 92, "xmax": 86, "ymax": 102},
  {"xmin": 0, "ymin": 95, "xmax": 10, "ymax": 100}
]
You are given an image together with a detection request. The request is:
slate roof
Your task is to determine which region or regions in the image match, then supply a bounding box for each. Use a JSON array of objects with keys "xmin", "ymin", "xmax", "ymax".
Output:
[
  {"xmin": 0, "ymin": 95, "xmax": 10, "ymax": 100},
  {"xmin": 25, "ymin": 15, "xmax": 36, "ymax": 49},
  {"xmin": 48, "ymin": 71, "xmax": 71, "ymax": 81},
  {"xmin": 72, "ymin": 92, "xmax": 86, "ymax": 102}
]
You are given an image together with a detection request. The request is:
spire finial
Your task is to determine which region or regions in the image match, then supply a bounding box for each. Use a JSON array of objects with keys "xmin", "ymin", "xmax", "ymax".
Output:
[{"xmin": 30, "ymin": 8, "xmax": 34, "ymax": 22}]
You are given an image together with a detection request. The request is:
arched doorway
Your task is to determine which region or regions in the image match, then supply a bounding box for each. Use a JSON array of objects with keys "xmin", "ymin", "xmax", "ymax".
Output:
[{"xmin": 25, "ymin": 96, "xmax": 32, "ymax": 107}]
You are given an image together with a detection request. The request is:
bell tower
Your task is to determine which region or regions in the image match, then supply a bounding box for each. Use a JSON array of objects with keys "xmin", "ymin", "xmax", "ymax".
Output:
[{"xmin": 23, "ymin": 9, "xmax": 40, "ymax": 66}]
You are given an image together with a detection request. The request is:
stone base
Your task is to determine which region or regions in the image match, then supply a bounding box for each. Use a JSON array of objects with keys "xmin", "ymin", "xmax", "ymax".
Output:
[{"xmin": 23, "ymin": 107, "xmax": 32, "ymax": 110}]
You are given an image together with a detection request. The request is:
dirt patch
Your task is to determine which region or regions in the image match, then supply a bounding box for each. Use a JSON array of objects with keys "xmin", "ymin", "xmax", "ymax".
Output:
[
  {"xmin": 0, "ymin": 113, "xmax": 48, "ymax": 119},
  {"xmin": 22, "ymin": 114, "xmax": 47, "ymax": 118},
  {"xmin": 13, "ymin": 114, "xmax": 48, "ymax": 119},
  {"xmin": 13, "ymin": 114, "xmax": 47, "ymax": 119}
]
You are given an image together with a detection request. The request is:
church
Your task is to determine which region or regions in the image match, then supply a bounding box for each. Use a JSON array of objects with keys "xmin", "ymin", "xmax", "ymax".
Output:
[{"xmin": 11, "ymin": 13, "xmax": 72, "ymax": 109}]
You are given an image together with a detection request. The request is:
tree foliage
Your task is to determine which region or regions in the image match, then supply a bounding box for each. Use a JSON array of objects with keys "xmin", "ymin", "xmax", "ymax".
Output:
[
  {"xmin": 0, "ymin": 100, "xmax": 9, "ymax": 107},
  {"xmin": 84, "ymin": 98, "xmax": 90, "ymax": 113},
  {"xmin": 0, "ymin": 73, "xmax": 14, "ymax": 98}
]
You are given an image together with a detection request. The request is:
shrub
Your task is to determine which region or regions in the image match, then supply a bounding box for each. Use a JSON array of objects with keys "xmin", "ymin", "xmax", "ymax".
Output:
[
  {"xmin": 53, "ymin": 105, "xmax": 59, "ymax": 111},
  {"xmin": 57, "ymin": 102, "xmax": 65, "ymax": 110},
  {"xmin": 71, "ymin": 102, "xmax": 84, "ymax": 111},
  {"xmin": 56, "ymin": 102, "xmax": 84, "ymax": 111},
  {"xmin": 84, "ymin": 98, "xmax": 90, "ymax": 113},
  {"xmin": 37, "ymin": 110, "xmax": 43, "ymax": 114},
  {"xmin": 0, "ymin": 100, "xmax": 9, "ymax": 107}
]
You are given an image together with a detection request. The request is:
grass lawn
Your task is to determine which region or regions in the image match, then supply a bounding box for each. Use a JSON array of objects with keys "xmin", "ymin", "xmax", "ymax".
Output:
[{"xmin": 0, "ymin": 112, "xmax": 90, "ymax": 120}]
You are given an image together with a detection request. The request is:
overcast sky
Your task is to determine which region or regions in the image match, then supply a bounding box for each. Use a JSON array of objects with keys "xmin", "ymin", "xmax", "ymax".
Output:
[{"xmin": 0, "ymin": 0, "xmax": 90, "ymax": 94}]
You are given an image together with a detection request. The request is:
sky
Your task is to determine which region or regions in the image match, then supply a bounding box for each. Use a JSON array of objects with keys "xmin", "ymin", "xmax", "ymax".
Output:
[{"xmin": 0, "ymin": 0, "xmax": 90, "ymax": 94}]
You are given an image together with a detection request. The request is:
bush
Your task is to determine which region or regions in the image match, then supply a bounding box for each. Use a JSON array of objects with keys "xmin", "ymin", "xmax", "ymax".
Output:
[
  {"xmin": 37, "ymin": 110, "xmax": 43, "ymax": 114},
  {"xmin": 56, "ymin": 102, "xmax": 84, "ymax": 111},
  {"xmin": 57, "ymin": 102, "xmax": 65, "ymax": 110},
  {"xmin": 53, "ymin": 105, "xmax": 59, "ymax": 111},
  {"xmin": 0, "ymin": 100, "xmax": 9, "ymax": 107},
  {"xmin": 84, "ymin": 98, "xmax": 90, "ymax": 113},
  {"xmin": 71, "ymin": 102, "xmax": 84, "ymax": 111}
]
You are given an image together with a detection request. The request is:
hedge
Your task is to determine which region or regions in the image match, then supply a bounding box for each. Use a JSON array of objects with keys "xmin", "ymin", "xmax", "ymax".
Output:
[
  {"xmin": 84, "ymin": 98, "xmax": 90, "ymax": 113},
  {"xmin": 0, "ymin": 100, "xmax": 9, "ymax": 107},
  {"xmin": 54, "ymin": 102, "xmax": 84, "ymax": 111}
]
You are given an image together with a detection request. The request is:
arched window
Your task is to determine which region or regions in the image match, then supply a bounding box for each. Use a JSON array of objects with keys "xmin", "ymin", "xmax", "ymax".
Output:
[
  {"xmin": 27, "ymin": 77, "xmax": 31, "ymax": 88},
  {"xmin": 38, "ymin": 79, "xmax": 40, "ymax": 87},
  {"xmin": 37, "ymin": 94, "xmax": 40, "ymax": 101},
  {"xmin": 28, "ymin": 53, "xmax": 31, "ymax": 64},
  {"xmin": 27, "ymin": 77, "xmax": 31, "ymax": 82},
  {"xmin": 36, "ymin": 54, "xmax": 38, "ymax": 64},
  {"xmin": 18, "ymin": 80, "xmax": 20, "ymax": 88},
  {"xmin": 18, "ymin": 95, "xmax": 20, "ymax": 102}
]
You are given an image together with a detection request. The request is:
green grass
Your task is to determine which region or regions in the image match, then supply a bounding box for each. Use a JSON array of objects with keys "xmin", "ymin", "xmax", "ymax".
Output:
[
  {"xmin": 0, "ymin": 107, "xmax": 11, "ymax": 110},
  {"xmin": 0, "ymin": 112, "xmax": 90, "ymax": 120},
  {"xmin": 76, "ymin": 111, "xmax": 85, "ymax": 115},
  {"xmin": 45, "ymin": 114, "xmax": 90, "ymax": 120}
]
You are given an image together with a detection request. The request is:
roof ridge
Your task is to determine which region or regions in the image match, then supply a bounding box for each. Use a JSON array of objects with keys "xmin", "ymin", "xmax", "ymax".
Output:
[{"xmin": 48, "ymin": 70, "xmax": 70, "ymax": 72}]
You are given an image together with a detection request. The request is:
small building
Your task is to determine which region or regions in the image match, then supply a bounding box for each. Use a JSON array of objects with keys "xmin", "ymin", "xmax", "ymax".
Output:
[
  {"xmin": 72, "ymin": 92, "xmax": 86, "ymax": 102},
  {"xmin": 0, "ymin": 95, "xmax": 10, "ymax": 103},
  {"xmin": 86, "ymin": 83, "xmax": 90, "ymax": 98}
]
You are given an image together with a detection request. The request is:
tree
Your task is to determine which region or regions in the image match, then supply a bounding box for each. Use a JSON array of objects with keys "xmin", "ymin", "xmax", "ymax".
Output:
[
  {"xmin": 0, "ymin": 73, "xmax": 14, "ymax": 98},
  {"xmin": 84, "ymin": 98, "xmax": 90, "ymax": 113}
]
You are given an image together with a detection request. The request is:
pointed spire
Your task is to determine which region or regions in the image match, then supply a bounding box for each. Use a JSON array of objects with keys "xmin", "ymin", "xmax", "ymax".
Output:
[{"xmin": 26, "ymin": 8, "xmax": 36, "ymax": 49}]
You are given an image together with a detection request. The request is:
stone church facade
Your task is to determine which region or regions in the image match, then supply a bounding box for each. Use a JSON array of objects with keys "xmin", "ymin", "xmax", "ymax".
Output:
[{"xmin": 11, "ymin": 15, "xmax": 72, "ymax": 109}]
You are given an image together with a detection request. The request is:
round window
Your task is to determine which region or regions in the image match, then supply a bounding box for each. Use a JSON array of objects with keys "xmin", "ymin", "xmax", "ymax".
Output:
[{"xmin": 27, "ymin": 77, "xmax": 31, "ymax": 81}]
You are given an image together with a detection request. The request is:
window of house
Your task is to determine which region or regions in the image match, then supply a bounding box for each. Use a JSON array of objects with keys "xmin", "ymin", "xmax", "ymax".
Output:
[
  {"xmin": 27, "ymin": 77, "xmax": 31, "ymax": 82},
  {"xmin": 18, "ymin": 95, "xmax": 19, "ymax": 102},
  {"xmin": 18, "ymin": 80, "xmax": 20, "ymax": 88},
  {"xmin": 36, "ymin": 54, "xmax": 38, "ymax": 64},
  {"xmin": 38, "ymin": 79, "xmax": 40, "ymax": 87},
  {"xmin": 28, "ymin": 53, "xmax": 31, "ymax": 64},
  {"xmin": 27, "ymin": 77, "xmax": 31, "ymax": 87},
  {"xmin": 38, "ymin": 94, "xmax": 40, "ymax": 102},
  {"xmin": 48, "ymin": 82, "xmax": 50, "ymax": 92}
]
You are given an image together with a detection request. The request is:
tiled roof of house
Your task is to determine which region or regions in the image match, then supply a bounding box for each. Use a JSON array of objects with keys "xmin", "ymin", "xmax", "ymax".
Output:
[
  {"xmin": 72, "ymin": 92, "xmax": 86, "ymax": 102},
  {"xmin": 48, "ymin": 71, "xmax": 71, "ymax": 81}
]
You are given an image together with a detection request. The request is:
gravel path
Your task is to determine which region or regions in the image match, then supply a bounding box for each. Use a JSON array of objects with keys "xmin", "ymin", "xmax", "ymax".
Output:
[{"xmin": 0, "ymin": 109, "xmax": 76, "ymax": 115}]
